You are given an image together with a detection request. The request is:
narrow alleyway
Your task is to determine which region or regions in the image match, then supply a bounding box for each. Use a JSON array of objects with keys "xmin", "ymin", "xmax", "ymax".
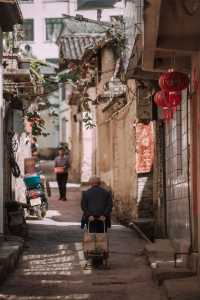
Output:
[{"xmin": 0, "ymin": 186, "xmax": 166, "ymax": 300}]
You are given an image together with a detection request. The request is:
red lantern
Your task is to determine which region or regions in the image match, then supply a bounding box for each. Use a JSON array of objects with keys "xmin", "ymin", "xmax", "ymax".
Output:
[
  {"xmin": 168, "ymin": 91, "xmax": 182, "ymax": 107},
  {"xmin": 154, "ymin": 90, "xmax": 170, "ymax": 108},
  {"xmin": 159, "ymin": 70, "xmax": 189, "ymax": 92}
]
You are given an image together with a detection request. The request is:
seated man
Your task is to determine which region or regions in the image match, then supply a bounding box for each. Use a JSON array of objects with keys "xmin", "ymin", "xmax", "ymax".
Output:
[{"xmin": 81, "ymin": 176, "xmax": 113, "ymax": 232}]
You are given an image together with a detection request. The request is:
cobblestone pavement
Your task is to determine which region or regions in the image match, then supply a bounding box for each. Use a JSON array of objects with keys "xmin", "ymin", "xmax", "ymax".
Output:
[{"xmin": 0, "ymin": 186, "xmax": 166, "ymax": 300}]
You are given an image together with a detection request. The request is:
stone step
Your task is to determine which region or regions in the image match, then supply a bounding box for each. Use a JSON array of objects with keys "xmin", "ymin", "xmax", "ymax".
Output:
[
  {"xmin": 145, "ymin": 239, "xmax": 175, "ymax": 255},
  {"xmin": 144, "ymin": 239, "xmax": 188, "ymax": 268},
  {"xmin": 163, "ymin": 276, "xmax": 200, "ymax": 300},
  {"xmin": 0, "ymin": 236, "xmax": 24, "ymax": 284},
  {"xmin": 152, "ymin": 267, "xmax": 195, "ymax": 285}
]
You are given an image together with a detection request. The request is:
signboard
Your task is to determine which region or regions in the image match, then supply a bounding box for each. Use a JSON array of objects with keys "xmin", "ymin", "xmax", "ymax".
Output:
[{"xmin": 136, "ymin": 122, "xmax": 154, "ymax": 173}]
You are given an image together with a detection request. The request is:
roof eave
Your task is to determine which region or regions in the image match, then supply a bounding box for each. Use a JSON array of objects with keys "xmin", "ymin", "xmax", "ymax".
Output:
[{"xmin": 0, "ymin": 0, "xmax": 23, "ymax": 32}]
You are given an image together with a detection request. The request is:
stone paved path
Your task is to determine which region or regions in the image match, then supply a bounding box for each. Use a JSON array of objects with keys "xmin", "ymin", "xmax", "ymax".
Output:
[{"xmin": 0, "ymin": 186, "xmax": 166, "ymax": 300}]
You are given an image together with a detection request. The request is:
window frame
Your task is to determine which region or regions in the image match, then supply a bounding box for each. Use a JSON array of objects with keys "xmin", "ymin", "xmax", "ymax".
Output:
[
  {"xmin": 45, "ymin": 17, "xmax": 64, "ymax": 42},
  {"xmin": 23, "ymin": 19, "xmax": 34, "ymax": 42}
]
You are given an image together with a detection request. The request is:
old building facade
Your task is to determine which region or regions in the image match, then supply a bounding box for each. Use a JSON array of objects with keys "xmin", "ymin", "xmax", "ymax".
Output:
[
  {"xmin": 0, "ymin": 0, "xmax": 22, "ymax": 233},
  {"xmin": 57, "ymin": 1, "xmax": 156, "ymax": 227},
  {"xmin": 125, "ymin": 0, "xmax": 200, "ymax": 266}
]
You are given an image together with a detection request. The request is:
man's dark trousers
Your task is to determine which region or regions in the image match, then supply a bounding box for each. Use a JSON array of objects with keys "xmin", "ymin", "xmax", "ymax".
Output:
[{"xmin": 56, "ymin": 173, "xmax": 68, "ymax": 199}]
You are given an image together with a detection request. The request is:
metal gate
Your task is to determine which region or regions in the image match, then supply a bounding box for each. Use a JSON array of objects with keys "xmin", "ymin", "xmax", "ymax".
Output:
[{"xmin": 165, "ymin": 90, "xmax": 191, "ymax": 251}]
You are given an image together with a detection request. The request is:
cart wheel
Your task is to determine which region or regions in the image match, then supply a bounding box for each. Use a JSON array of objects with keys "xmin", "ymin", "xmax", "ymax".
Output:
[
  {"xmin": 84, "ymin": 261, "xmax": 92, "ymax": 270},
  {"xmin": 84, "ymin": 263, "xmax": 88, "ymax": 270},
  {"xmin": 93, "ymin": 257, "xmax": 105, "ymax": 269}
]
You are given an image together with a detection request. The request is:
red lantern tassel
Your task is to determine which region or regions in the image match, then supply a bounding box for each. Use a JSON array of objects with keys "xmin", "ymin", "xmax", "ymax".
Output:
[{"xmin": 163, "ymin": 108, "xmax": 173, "ymax": 122}]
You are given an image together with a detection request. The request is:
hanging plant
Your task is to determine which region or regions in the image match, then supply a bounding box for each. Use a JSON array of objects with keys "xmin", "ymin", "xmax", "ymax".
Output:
[
  {"xmin": 25, "ymin": 111, "xmax": 49, "ymax": 137},
  {"xmin": 82, "ymin": 112, "xmax": 96, "ymax": 129}
]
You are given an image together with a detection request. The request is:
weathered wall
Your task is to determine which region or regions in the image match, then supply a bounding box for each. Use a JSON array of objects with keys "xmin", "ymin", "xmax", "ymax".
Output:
[
  {"xmin": 81, "ymin": 121, "xmax": 93, "ymax": 183},
  {"xmin": 97, "ymin": 46, "xmax": 116, "ymax": 97},
  {"xmin": 37, "ymin": 96, "xmax": 59, "ymax": 150},
  {"xmin": 68, "ymin": 106, "xmax": 82, "ymax": 183},
  {"xmin": 96, "ymin": 79, "xmax": 138, "ymax": 222}
]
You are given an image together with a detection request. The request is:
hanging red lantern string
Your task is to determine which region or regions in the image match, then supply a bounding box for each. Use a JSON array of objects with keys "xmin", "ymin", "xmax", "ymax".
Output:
[{"xmin": 159, "ymin": 69, "xmax": 189, "ymax": 92}]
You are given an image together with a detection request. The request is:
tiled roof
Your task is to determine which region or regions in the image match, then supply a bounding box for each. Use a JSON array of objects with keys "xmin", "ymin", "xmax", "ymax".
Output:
[
  {"xmin": 58, "ymin": 16, "xmax": 112, "ymax": 61},
  {"xmin": 59, "ymin": 34, "xmax": 106, "ymax": 61},
  {"xmin": 0, "ymin": 0, "xmax": 22, "ymax": 31},
  {"xmin": 60, "ymin": 16, "xmax": 111, "ymax": 36}
]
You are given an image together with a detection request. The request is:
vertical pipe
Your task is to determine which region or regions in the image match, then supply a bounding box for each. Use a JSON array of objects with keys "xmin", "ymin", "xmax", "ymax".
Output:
[{"xmin": 0, "ymin": 27, "xmax": 4, "ymax": 234}]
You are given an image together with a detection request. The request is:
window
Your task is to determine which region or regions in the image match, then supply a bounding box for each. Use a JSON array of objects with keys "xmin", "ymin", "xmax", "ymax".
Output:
[
  {"xmin": 23, "ymin": 19, "xmax": 34, "ymax": 41},
  {"xmin": 45, "ymin": 18, "xmax": 64, "ymax": 42}
]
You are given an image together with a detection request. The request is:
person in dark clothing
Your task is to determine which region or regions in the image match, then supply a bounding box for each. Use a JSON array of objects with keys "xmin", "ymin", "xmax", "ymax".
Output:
[
  {"xmin": 31, "ymin": 137, "xmax": 38, "ymax": 154},
  {"xmin": 54, "ymin": 147, "xmax": 70, "ymax": 201},
  {"xmin": 81, "ymin": 176, "xmax": 113, "ymax": 232}
]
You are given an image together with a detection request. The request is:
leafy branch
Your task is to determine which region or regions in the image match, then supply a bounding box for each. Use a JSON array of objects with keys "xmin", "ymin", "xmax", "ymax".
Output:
[{"xmin": 25, "ymin": 111, "xmax": 49, "ymax": 137}]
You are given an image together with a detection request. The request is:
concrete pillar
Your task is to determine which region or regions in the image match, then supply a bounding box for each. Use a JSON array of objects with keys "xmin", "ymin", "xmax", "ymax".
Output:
[
  {"xmin": 0, "ymin": 27, "xmax": 4, "ymax": 234},
  {"xmin": 81, "ymin": 124, "xmax": 93, "ymax": 183},
  {"xmin": 97, "ymin": 46, "xmax": 115, "ymax": 96}
]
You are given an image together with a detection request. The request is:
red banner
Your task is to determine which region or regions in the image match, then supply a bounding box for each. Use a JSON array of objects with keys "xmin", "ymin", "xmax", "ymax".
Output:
[{"xmin": 136, "ymin": 122, "xmax": 154, "ymax": 173}]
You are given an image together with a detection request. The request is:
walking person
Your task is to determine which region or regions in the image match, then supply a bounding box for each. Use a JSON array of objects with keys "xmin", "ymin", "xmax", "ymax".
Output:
[
  {"xmin": 81, "ymin": 176, "xmax": 113, "ymax": 232},
  {"xmin": 54, "ymin": 147, "xmax": 70, "ymax": 201}
]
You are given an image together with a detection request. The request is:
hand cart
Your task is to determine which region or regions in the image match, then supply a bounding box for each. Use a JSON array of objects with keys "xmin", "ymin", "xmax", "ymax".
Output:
[{"xmin": 83, "ymin": 219, "xmax": 109, "ymax": 268}]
